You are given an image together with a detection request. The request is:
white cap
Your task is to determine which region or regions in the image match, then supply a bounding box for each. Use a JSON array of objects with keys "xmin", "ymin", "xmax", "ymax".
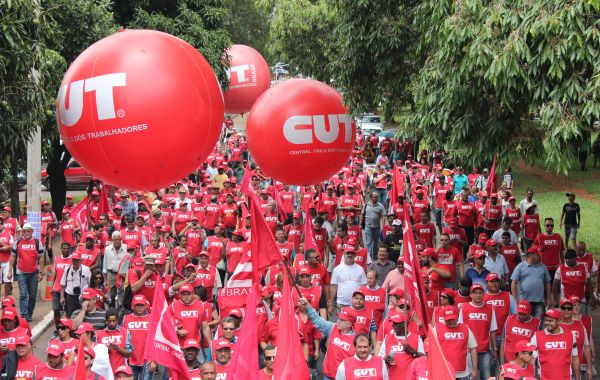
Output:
[{"xmin": 22, "ymin": 223, "xmax": 33, "ymax": 230}]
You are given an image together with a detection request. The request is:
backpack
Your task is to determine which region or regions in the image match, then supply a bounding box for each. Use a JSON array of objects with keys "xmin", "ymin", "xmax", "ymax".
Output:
[{"xmin": 122, "ymin": 270, "xmax": 141, "ymax": 310}]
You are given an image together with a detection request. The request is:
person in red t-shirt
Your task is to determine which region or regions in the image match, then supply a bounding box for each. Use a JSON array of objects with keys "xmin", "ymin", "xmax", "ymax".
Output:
[
  {"xmin": 259, "ymin": 345, "xmax": 276, "ymax": 380},
  {"xmin": 498, "ymin": 340, "xmax": 536, "ymax": 380},
  {"xmin": 436, "ymin": 233, "xmax": 464, "ymax": 288},
  {"xmin": 34, "ymin": 340, "xmax": 75, "ymax": 379},
  {"xmin": 534, "ymin": 217, "xmax": 565, "ymax": 278},
  {"xmin": 14, "ymin": 333, "xmax": 41, "ymax": 380}
]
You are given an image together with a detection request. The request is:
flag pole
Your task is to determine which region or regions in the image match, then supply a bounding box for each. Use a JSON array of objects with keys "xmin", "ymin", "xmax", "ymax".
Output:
[{"xmin": 281, "ymin": 259, "xmax": 303, "ymax": 299}]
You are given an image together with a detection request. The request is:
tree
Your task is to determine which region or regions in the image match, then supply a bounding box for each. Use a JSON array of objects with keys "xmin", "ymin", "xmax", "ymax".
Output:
[
  {"xmin": 0, "ymin": 0, "xmax": 57, "ymax": 215},
  {"xmin": 259, "ymin": 0, "xmax": 337, "ymax": 82},
  {"xmin": 408, "ymin": 0, "xmax": 600, "ymax": 172},
  {"xmin": 113, "ymin": 0, "xmax": 232, "ymax": 85},
  {"xmin": 43, "ymin": 0, "xmax": 117, "ymax": 216},
  {"xmin": 330, "ymin": 0, "xmax": 420, "ymax": 118},
  {"xmin": 223, "ymin": 0, "xmax": 270, "ymax": 57}
]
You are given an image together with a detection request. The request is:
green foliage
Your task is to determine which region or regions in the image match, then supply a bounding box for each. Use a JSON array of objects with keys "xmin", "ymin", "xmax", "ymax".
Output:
[
  {"xmin": 223, "ymin": 0, "xmax": 270, "ymax": 57},
  {"xmin": 114, "ymin": 0, "xmax": 232, "ymax": 85},
  {"xmin": 409, "ymin": 0, "xmax": 600, "ymax": 172},
  {"xmin": 330, "ymin": 0, "xmax": 419, "ymax": 115},
  {"xmin": 0, "ymin": 0, "xmax": 56, "ymax": 156},
  {"xmin": 259, "ymin": 0, "xmax": 337, "ymax": 81}
]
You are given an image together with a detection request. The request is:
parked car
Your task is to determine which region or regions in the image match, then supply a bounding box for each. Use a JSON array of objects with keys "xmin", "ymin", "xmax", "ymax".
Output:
[
  {"xmin": 359, "ymin": 114, "xmax": 384, "ymax": 136},
  {"xmin": 376, "ymin": 130, "xmax": 397, "ymax": 144},
  {"xmin": 41, "ymin": 159, "xmax": 93, "ymax": 190}
]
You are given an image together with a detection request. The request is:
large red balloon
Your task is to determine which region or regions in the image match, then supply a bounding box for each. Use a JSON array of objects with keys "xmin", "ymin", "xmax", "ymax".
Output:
[
  {"xmin": 246, "ymin": 79, "xmax": 355, "ymax": 185},
  {"xmin": 57, "ymin": 29, "xmax": 224, "ymax": 190},
  {"xmin": 223, "ymin": 45, "xmax": 270, "ymax": 114}
]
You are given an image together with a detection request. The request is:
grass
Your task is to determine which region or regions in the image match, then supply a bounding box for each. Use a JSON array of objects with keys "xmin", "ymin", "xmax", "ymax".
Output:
[{"xmin": 511, "ymin": 164, "xmax": 600, "ymax": 254}]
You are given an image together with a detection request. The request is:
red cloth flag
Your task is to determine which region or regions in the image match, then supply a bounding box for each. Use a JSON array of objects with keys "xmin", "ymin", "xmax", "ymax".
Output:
[
  {"xmin": 74, "ymin": 336, "xmax": 86, "ymax": 379},
  {"xmin": 220, "ymin": 249, "xmax": 254, "ymax": 316},
  {"xmin": 428, "ymin": 327, "xmax": 455, "ymax": 380},
  {"xmin": 249, "ymin": 197, "xmax": 282, "ymax": 280},
  {"xmin": 273, "ymin": 274, "xmax": 310, "ymax": 380},
  {"xmin": 272, "ymin": 185, "xmax": 287, "ymax": 217},
  {"xmin": 402, "ymin": 207, "xmax": 429, "ymax": 325},
  {"xmin": 227, "ymin": 285, "xmax": 259, "ymax": 380},
  {"xmin": 143, "ymin": 276, "xmax": 188, "ymax": 379},
  {"xmin": 99, "ymin": 187, "xmax": 110, "ymax": 216},
  {"xmin": 485, "ymin": 155, "xmax": 498, "ymax": 194},
  {"xmin": 240, "ymin": 163, "xmax": 254, "ymax": 197},
  {"xmin": 70, "ymin": 195, "xmax": 89, "ymax": 232},
  {"xmin": 303, "ymin": 216, "xmax": 319, "ymax": 254}
]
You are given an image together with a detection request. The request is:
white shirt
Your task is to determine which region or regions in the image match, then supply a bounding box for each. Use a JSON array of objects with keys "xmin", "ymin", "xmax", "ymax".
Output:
[
  {"xmin": 484, "ymin": 253, "xmax": 510, "ymax": 278},
  {"xmin": 60, "ymin": 264, "xmax": 91, "ymax": 296},
  {"xmin": 331, "ymin": 263, "xmax": 367, "ymax": 306}
]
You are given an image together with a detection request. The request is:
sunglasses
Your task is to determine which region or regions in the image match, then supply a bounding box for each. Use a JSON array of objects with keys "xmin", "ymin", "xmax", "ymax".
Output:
[
  {"xmin": 545, "ymin": 224, "xmax": 554, "ymax": 227},
  {"xmin": 57, "ymin": 326, "xmax": 69, "ymax": 331},
  {"xmin": 309, "ymin": 256, "xmax": 320, "ymax": 260},
  {"xmin": 561, "ymin": 306, "xmax": 573, "ymax": 311},
  {"xmin": 521, "ymin": 351, "xmax": 533, "ymax": 355},
  {"xmin": 398, "ymin": 304, "xmax": 410, "ymax": 309},
  {"xmin": 223, "ymin": 327, "xmax": 234, "ymax": 331},
  {"xmin": 265, "ymin": 356, "xmax": 275, "ymax": 361}
]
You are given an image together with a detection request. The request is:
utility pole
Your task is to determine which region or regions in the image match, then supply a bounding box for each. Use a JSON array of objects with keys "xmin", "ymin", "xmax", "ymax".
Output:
[{"xmin": 27, "ymin": 0, "xmax": 42, "ymax": 240}]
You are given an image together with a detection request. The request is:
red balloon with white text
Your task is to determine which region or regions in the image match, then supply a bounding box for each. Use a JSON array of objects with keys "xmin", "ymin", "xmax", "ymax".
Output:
[
  {"xmin": 246, "ymin": 79, "xmax": 355, "ymax": 185},
  {"xmin": 56, "ymin": 29, "xmax": 224, "ymax": 190},
  {"xmin": 224, "ymin": 44, "xmax": 270, "ymax": 114}
]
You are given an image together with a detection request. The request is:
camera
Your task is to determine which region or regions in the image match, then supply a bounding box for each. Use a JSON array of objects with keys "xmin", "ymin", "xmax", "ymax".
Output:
[{"xmin": 73, "ymin": 286, "xmax": 81, "ymax": 296}]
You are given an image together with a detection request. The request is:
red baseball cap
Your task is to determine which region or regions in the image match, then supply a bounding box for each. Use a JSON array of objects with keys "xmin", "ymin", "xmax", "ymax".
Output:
[
  {"xmin": 559, "ymin": 298, "xmax": 573, "ymax": 307},
  {"xmin": 58, "ymin": 318, "xmax": 73, "ymax": 330},
  {"xmin": 132, "ymin": 294, "xmax": 147, "ymax": 306},
  {"xmin": 39, "ymin": 200, "xmax": 49, "ymax": 206},
  {"xmin": 15, "ymin": 334, "xmax": 30, "ymax": 346},
  {"xmin": 91, "ymin": 190, "xmax": 100, "ymax": 196},
  {"xmin": 182, "ymin": 338, "xmax": 200, "ymax": 349},
  {"xmin": 470, "ymin": 283, "xmax": 484, "ymax": 293},
  {"xmin": 568, "ymin": 296, "xmax": 581, "ymax": 304},
  {"xmin": 388, "ymin": 310, "xmax": 406, "ymax": 323},
  {"xmin": 126, "ymin": 241, "xmax": 139, "ymax": 250},
  {"xmin": 198, "ymin": 251, "xmax": 209, "ymax": 257},
  {"xmin": 229, "ymin": 309, "xmax": 243, "ymax": 318},
  {"xmin": 485, "ymin": 273, "xmax": 500, "ymax": 282},
  {"xmin": 473, "ymin": 251, "xmax": 486, "ymax": 259},
  {"xmin": 338, "ymin": 309, "xmax": 356, "ymax": 324},
  {"xmin": 214, "ymin": 338, "xmax": 234, "ymax": 350},
  {"xmin": 517, "ymin": 300, "xmax": 531, "ymax": 314},
  {"xmin": 514, "ymin": 340, "xmax": 536, "ymax": 353},
  {"xmin": 389, "ymin": 288, "xmax": 404, "ymax": 298},
  {"xmin": 1, "ymin": 307, "xmax": 17, "ymax": 320},
  {"xmin": 75, "ymin": 322, "xmax": 94, "ymax": 334},
  {"xmin": 114, "ymin": 366, "xmax": 133, "ymax": 376},
  {"xmin": 71, "ymin": 252, "xmax": 82, "ymax": 260},
  {"xmin": 46, "ymin": 340, "xmax": 65, "ymax": 356},
  {"xmin": 1, "ymin": 296, "xmax": 15, "ymax": 308},
  {"xmin": 84, "ymin": 346, "xmax": 95, "ymax": 359},
  {"xmin": 61, "ymin": 207, "xmax": 70, "ymax": 215},
  {"xmin": 179, "ymin": 284, "xmax": 194, "ymax": 294},
  {"xmin": 440, "ymin": 288, "xmax": 455, "ymax": 299},
  {"xmin": 352, "ymin": 289, "xmax": 365, "ymax": 298},
  {"xmin": 485, "ymin": 239, "xmax": 498, "ymax": 247},
  {"xmin": 84, "ymin": 232, "xmax": 95, "ymax": 240},
  {"xmin": 292, "ymin": 212, "xmax": 301, "ymax": 218},
  {"xmin": 81, "ymin": 288, "xmax": 97, "ymax": 301},
  {"xmin": 478, "ymin": 233, "xmax": 488, "ymax": 243},
  {"xmin": 421, "ymin": 248, "xmax": 436, "ymax": 257},
  {"xmin": 298, "ymin": 267, "xmax": 310, "ymax": 276},
  {"xmin": 544, "ymin": 308, "xmax": 562, "ymax": 320},
  {"xmin": 443, "ymin": 305, "xmax": 459, "ymax": 321}
]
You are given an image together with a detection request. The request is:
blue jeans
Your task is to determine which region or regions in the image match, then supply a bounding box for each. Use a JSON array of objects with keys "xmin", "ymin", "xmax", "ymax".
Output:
[
  {"xmin": 477, "ymin": 351, "xmax": 491, "ymax": 380},
  {"xmin": 529, "ymin": 301, "xmax": 545, "ymax": 321},
  {"xmin": 17, "ymin": 272, "xmax": 38, "ymax": 320},
  {"xmin": 131, "ymin": 365, "xmax": 144, "ymax": 380},
  {"xmin": 364, "ymin": 225, "xmax": 381, "ymax": 260},
  {"xmin": 375, "ymin": 188, "xmax": 388, "ymax": 208}
]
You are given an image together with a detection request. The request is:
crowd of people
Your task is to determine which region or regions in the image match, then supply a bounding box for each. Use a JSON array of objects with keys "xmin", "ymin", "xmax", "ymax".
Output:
[{"xmin": 0, "ymin": 121, "xmax": 596, "ymax": 380}]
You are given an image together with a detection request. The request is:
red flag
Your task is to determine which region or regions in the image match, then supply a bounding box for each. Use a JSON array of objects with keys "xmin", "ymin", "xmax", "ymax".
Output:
[
  {"xmin": 249, "ymin": 197, "xmax": 282, "ymax": 279},
  {"xmin": 70, "ymin": 195, "xmax": 89, "ymax": 231},
  {"xmin": 272, "ymin": 185, "xmax": 287, "ymax": 216},
  {"xmin": 143, "ymin": 276, "xmax": 188, "ymax": 379},
  {"xmin": 99, "ymin": 187, "xmax": 110, "ymax": 216},
  {"xmin": 485, "ymin": 155, "xmax": 498, "ymax": 194},
  {"xmin": 273, "ymin": 274, "xmax": 310, "ymax": 379},
  {"xmin": 73, "ymin": 336, "xmax": 86, "ymax": 379},
  {"xmin": 303, "ymin": 216, "xmax": 319, "ymax": 254},
  {"xmin": 402, "ymin": 207, "xmax": 429, "ymax": 325},
  {"xmin": 227, "ymin": 286, "xmax": 259, "ymax": 380},
  {"xmin": 240, "ymin": 163, "xmax": 254, "ymax": 197},
  {"xmin": 427, "ymin": 327, "xmax": 455, "ymax": 380}
]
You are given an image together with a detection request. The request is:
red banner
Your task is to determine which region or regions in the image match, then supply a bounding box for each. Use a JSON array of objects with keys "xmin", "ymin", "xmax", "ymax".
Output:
[{"xmin": 227, "ymin": 286, "xmax": 259, "ymax": 380}]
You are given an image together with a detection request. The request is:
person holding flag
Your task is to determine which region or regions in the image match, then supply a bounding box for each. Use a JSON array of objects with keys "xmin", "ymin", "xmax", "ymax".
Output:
[{"xmin": 299, "ymin": 299, "xmax": 356, "ymax": 380}]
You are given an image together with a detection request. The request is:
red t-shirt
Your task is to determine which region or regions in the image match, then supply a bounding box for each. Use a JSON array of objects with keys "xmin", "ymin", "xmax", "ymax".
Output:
[
  {"xmin": 436, "ymin": 246, "xmax": 462, "ymax": 282},
  {"xmin": 15, "ymin": 353, "xmax": 42, "ymax": 379},
  {"xmin": 534, "ymin": 233, "xmax": 564, "ymax": 270}
]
